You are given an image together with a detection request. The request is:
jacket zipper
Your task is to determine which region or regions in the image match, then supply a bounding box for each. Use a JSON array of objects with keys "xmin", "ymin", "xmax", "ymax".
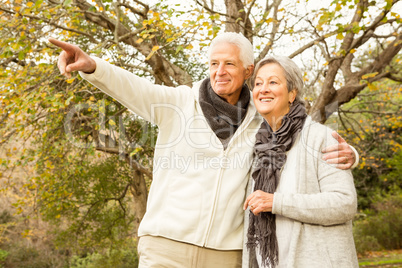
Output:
[{"xmin": 202, "ymin": 110, "xmax": 257, "ymax": 247}]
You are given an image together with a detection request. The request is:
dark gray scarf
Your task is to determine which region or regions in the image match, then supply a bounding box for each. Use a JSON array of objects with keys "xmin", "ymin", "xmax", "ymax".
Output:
[
  {"xmin": 199, "ymin": 78, "xmax": 250, "ymax": 149},
  {"xmin": 247, "ymin": 100, "xmax": 307, "ymax": 267}
]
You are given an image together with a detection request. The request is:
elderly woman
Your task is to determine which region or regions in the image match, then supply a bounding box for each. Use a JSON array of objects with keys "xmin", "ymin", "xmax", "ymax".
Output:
[{"xmin": 243, "ymin": 56, "xmax": 359, "ymax": 268}]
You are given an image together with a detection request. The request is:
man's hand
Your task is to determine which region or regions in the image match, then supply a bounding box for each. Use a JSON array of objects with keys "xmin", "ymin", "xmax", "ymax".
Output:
[
  {"xmin": 322, "ymin": 131, "xmax": 356, "ymax": 170},
  {"xmin": 48, "ymin": 38, "xmax": 96, "ymax": 78}
]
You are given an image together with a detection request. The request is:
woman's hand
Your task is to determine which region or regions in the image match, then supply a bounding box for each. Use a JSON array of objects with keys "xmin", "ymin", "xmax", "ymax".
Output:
[{"xmin": 243, "ymin": 190, "xmax": 274, "ymax": 216}]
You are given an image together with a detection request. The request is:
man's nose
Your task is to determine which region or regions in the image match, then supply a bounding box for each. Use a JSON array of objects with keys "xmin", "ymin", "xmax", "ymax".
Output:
[{"xmin": 217, "ymin": 64, "xmax": 226, "ymax": 75}]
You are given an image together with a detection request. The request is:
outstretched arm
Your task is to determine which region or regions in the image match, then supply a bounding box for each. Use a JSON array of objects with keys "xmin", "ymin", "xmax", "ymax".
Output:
[
  {"xmin": 48, "ymin": 38, "xmax": 96, "ymax": 78},
  {"xmin": 322, "ymin": 131, "xmax": 359, "ymax": 170}
]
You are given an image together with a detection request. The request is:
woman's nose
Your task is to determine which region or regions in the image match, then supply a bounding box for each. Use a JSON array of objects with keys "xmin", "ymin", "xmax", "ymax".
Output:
[{"xmin": 259, "ymin": 84, "xmax": 270, "ymax": 93}]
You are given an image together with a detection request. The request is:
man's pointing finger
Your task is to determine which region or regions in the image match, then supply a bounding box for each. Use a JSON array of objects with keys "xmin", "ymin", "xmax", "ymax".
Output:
[{"xmin": 48, "ymin": 38, "xmax": 75, "ymax": 54}]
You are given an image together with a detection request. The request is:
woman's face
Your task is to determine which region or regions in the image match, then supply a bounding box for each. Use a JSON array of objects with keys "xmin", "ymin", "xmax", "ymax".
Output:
[{"xmin": 253, "ymin": 63, "xmax": 296, "ymax": 128}]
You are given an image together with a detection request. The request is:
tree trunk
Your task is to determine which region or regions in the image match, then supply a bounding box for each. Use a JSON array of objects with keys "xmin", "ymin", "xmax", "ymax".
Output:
[
  {"xmin": 224, "ymin": 0, "xmax": 253, "ymax": 42},
  {"xmin": 130, "ymin": 170, "xmax": 148, "ymax": 237}
]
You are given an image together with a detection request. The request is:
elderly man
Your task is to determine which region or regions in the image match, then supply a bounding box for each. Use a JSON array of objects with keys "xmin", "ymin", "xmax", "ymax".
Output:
[{"xmin": 49, "ymin": 32, "xmax": 357, "ymax": 268}]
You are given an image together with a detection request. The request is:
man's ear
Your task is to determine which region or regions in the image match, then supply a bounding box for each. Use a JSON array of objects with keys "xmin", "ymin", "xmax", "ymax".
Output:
[{"xmin": 245, "ymin": 65, "xmax": 254, "ymax": 79}]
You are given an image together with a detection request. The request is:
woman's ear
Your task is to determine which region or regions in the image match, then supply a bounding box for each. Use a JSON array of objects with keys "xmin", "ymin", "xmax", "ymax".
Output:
[{"xmin": 289, "ymin": 90, "xmax": 297, "ymax": 104}]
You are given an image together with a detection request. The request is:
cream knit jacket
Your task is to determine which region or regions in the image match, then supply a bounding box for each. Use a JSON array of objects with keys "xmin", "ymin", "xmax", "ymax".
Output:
[{"xmin": 243, "ymin": 117, "xmax": 359, "ymax": 267}]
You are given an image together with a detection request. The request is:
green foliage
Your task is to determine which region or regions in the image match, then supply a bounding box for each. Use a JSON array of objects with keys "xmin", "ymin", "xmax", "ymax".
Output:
[
  {"xmin": 69, "ymin": 241, "xmax": 138, "ymax": 268},
  {"xmin": 0, "ymin": 249, "xmax": 9, "ymax": 268},
  {"xmin": 353, "ymin": 191, "xmax": 402, "ymax": 255},
  {"xmin": 332, "ymin": 75, "xmax": 402, "ymax": 209},
  {"xmin": 383, "ymin": 149, "xmax": 402, "ymax": 183},
  {"xmin": 34, "ymin": 155, "xmax": 140, "ymax": 251},
  {"xmin": 0, "ymin": 242, "xmax": 66, "ymax": 268},
  {"xmin": 353, "ymin": 233, "xmax": 382, "ymax": 256},
  {"xmin": 0, "ymin": 212, "xmax": 13, "ymax": 225}
]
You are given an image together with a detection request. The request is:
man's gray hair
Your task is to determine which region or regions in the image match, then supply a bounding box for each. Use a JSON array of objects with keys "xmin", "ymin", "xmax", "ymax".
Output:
[
  {"xmin": 252, "ymin": 55, "xmax": 304, "ymax": 102},
  {"xmin": 208, "ymin": 32, "xmax": 254, "ymax": 68}
]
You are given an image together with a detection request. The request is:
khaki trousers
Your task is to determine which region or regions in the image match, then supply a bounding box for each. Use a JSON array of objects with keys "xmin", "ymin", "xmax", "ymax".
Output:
[{"xmin": 138, "ymin": 235, "xmax": 242, "ymax": 268}]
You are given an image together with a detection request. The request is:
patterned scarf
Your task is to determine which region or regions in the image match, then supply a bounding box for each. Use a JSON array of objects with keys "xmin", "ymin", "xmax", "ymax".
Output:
[
  {"xmin": 199, "ymin": 78, "xmax": 250, "ymax": 149},
  {"xmin": 247, "ymin": 100, "xmax": 307, "ymax": 267}
]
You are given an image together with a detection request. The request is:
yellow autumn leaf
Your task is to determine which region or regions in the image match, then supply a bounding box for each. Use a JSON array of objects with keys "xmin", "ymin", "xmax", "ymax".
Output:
[
  {"xmin": 152, "ymin": 45, "xmax": 160, "ymax": 51},
  {"xmin": 26, "ymin": 2, "xmax": 34, "ymax": 7},
  {"xmin": 136, "ymin": 38, "xmax": 144, "ymax": 44},
  {"xmin": 362, "ymin": 72, "xmax": 379, "ymax": 79},
  {"xmin": 130, "ymin": 147, "xmax": 143, "ymax": 157}
]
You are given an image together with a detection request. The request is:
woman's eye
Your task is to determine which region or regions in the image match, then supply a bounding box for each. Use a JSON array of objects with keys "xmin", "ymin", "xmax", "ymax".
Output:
[{"xmin": 270, "ymin": 81, "xmax": 277, "ymax": 84}]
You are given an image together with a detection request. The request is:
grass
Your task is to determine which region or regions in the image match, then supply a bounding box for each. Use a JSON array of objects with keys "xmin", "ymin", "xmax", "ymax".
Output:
[{"xmin": 359, "ymin": 250, "xmax": 402, "ymax": 267}]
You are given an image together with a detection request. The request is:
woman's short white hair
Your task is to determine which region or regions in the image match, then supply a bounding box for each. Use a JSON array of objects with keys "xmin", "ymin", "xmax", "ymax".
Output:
[
  {"xmin": 208, "ymin": 32, "xmax": 254, "ymax": 68},
  {"xmin": 252, "ymin": 55, "xmax": 304, "ymax": 103}
]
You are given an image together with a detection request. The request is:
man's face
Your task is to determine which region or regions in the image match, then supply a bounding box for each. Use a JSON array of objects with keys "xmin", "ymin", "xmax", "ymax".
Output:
[{"xmin": 209, "ymin": 42, "xmax": 253, "ymax": 105}]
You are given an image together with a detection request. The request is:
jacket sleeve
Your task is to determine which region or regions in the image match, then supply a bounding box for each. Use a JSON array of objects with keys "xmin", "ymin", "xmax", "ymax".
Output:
[
  {"xmin": 272, "ymin": 123, "xmax": 358, "ymax": 226},
  {"xmin": 79, "ymin": 57, "xmax": 191, "ymax": 126}
]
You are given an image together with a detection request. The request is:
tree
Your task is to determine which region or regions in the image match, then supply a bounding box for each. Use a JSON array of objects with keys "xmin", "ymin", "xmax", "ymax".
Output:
[
  {"xmin": 0, "ymin": 0, "xmax": 401, "ymax": 257},
  {"xmin": 328, "ymin": 54, "xmax": 402, "ymax": 208}
]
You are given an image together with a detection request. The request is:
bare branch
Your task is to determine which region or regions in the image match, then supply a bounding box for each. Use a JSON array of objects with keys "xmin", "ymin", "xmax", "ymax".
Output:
[
  {"xmin": 119, "ymin": 2, "xmax": 148, "ymax": 17},
  {"xmin": 255, "ymin": 0, "xmax": 282, "ymax": 62},
  {"xmin": 359, "ymin": 33, "xmax": 402, "ymax": 76},
  {"xmin": 120, "ymin": 62, "xmax": 154, "ymax": 75},
  {"xmin": 118, "ymin": 28, "xmax": 144, "ymax": 42},
  {"xmin": 244, "ymin": 0, "xmax": 257, "ymax": 26},
  {"xmin": 340, "ymin": 0, "xmax": 368, "ymax": 52},
  {"xmin": 288, "ymin": 30, "xmax": 338, "ymax": 59},
  {"xmin": 340, "ymin": 109, "xmax": 397, "ymax": 116},
  {"xmin": 195, "ymin": 0, "xmax": 229, "ymax": 18},
  {"xmin": 388, "ymin": 74, "xmax": 402, "ymax": 83},
  {"xmin": 338, "ymin": 112, "xmax": 364, "ymax": 141},
  {"xmin": 129, "ymin": 0, "xmax": 150, "ymax": 11}
]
